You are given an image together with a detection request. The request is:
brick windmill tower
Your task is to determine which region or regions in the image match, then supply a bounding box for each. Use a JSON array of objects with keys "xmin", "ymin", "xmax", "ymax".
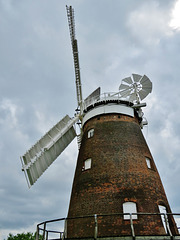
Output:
[{"xmin": 21, "ymin": 6, "xmax": 179, "ymax": 239}]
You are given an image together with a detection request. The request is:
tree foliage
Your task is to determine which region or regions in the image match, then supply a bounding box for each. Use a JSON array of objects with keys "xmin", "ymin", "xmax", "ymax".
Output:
[{"xmin": 6, "ymin": 232, "xmax": 36, "ymax": 240}]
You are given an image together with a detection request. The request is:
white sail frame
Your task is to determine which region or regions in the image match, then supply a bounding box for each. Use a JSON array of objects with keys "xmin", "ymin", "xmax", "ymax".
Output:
[{"xmin": 21, "ymin": 115, "xmax": 79, "ymax": 187}]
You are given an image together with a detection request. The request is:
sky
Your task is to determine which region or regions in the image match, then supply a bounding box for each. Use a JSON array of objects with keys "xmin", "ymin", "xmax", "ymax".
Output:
[{"xmin": 1, "ymin": 0, "xmax": 180, "ymax": 239}]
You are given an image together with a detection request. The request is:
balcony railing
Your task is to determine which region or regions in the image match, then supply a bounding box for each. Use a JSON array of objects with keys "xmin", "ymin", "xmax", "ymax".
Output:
[
  {"xmin": 83, "ymin": 92, "xmax": 131, "ymax": 111},
  {"xmin": 36, "ymin": 213, "xmax": 180, "ymax": 240}
]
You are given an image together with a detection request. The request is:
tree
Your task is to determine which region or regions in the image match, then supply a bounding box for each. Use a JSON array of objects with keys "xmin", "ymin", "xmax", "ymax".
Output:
[{"xmin": 6, "ymin": 232, "xmax": 36, "ymax": 240}]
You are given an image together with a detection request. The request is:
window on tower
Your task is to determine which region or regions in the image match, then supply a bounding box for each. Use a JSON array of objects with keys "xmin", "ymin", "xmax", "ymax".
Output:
[
  {"xmin": 82, "ymin": 158, "xmax": 92, "ymax": 171},
  {"xmin": 88, "ymin": 129, "xmax": 94, "ymax": 138},
  {"xmin": 158, "ymin": 205, "xmax": 169, "ymax": 233},
  {"xmin": 123, "ymin": 202, "xmax": 138, "ymax": 220},
  {"xmin": 146, "ymin": 157, "xmax": 151, "ymax": 169}
]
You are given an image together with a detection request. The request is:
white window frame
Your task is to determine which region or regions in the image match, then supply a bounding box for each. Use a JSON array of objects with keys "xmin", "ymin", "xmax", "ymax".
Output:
[
  {"xmin": 88, "ymin": 129, "xmax": 94, "ymax": 138},
  {"xmin": 123, "ymin": 202, "xmax": 138, "ymax": 220},
  {"xmin": 158, "ymin": 205, "xmax": 169, "ymax": 233},
  {"xmin": 146, "ymin": 157, "xmax": 151, "ymax": 169},
  {"xmin": 82, "ymin": 158, "xmax": 92, "ymax": 171}
]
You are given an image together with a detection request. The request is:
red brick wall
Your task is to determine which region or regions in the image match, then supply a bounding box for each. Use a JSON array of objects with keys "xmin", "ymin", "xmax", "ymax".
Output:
[{"xmin": 67, "ymin": 112, "xmax": 178, "ymax": 237}]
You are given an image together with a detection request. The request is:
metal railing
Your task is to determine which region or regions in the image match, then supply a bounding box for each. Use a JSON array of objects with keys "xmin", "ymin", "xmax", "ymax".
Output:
[
  {"xmin": 36, "ymin": 212, "xmax": 180, "ymax": 240},
  {"xmin": 83, "ymin": 92, "xmax": 131, "ymax": 111},
  {"xmin": 36, "ymin": 217, "xmax": 65, "ymax": 240}
]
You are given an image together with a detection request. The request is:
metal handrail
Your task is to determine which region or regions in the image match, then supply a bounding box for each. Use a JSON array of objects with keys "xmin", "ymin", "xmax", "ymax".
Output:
[
  {"xmin": 83, "ymin": 92, "xmax": 131, "ymax": 110},
  {"xmin": 36, "ymin": 212, "xmax": 180, "ymax": 240}
]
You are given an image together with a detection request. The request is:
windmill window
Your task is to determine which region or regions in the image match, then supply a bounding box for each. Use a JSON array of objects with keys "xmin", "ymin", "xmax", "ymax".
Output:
[
  {"xmin": 82, "ymin": 158, "xmax": 92, "ymax": 171},
  {"xmin": 146, "ymin": 157, "xmax": 151, "ymax": 169},
  {"xmin": 88, "ymin": 129, "xmax": 94, "ymax": 138},
  {"xmin": 123, "ymin": 202, "xmax": 138, "ymax": 220},
  {"xmin": 158, "ymin": 205, "xmax": 169, "ymax": 233}
]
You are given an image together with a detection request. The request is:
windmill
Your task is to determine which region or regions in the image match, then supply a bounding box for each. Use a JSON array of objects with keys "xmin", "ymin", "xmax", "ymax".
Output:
[
  {"xmin": 21, "ymin": 5, "xmax": 179, "ymax": 239},
  {"xmin": 20, "ymin": 7, "xmax": 151, "ymax": 188}
]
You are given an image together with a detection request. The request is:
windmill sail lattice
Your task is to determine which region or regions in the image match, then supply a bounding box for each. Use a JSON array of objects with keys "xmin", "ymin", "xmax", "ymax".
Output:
[
  {"xmin": 21, "ymin": 115, "xmax": 78, "ymax": 187},
  {"xmin": 66, "ymin": 5, "xmax": 83, "ymax": 113}
]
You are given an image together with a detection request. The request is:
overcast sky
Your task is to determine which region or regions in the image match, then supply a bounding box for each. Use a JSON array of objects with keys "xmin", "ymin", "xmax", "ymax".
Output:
[{"xmin": 1, "ymin": 0, "xmax": 180, "ymax": 239}]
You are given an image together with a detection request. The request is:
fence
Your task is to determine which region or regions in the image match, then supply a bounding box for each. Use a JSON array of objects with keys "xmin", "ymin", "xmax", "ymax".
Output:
[{"xmin": 36, "ymin": 212, "xmax": 180, "ymax": 240}]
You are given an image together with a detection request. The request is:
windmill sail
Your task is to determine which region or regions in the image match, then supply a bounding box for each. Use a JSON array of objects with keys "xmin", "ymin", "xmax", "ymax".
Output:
[
  {"xmin": 66, "ymin": 5, "xmax": 83, "ymax": 113},
  {"xmin": 21, "ymin": 115, "xmax": 79, "ymax": 187},
  {"xmin": 84, "ymin": 87, "xmax": 100, "ymax": 109}
]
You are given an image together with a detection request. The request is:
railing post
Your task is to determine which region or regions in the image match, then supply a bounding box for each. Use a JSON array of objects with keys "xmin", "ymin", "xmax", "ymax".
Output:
[
  {"xmin": 63, "ymin": 218, "xmax": 67, "ymax": 239},
  {"xmin": 164, "ymin": 213, "xmax": 173, "ymax": 239},
  {"xmin": 36, "ymin": 226, "xmax": 39, "ymax": 240},
  {"xmin": 130, "ymin": 213, "xmax": 135, "ymax": 240},
  {"xmin": 60, "ymin": 232, "xmax": 63, "ymax": 240},
  {"xmin": 94, "ymin": 214, "xmax": 98, "ymax": 240},
  {"xmin": 45, "ymin": 231, "xmax": 48, "ymax": 240},
  {"xmin": 43, "ymin": 223, "xmax": 46, "ymax": 240}
]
